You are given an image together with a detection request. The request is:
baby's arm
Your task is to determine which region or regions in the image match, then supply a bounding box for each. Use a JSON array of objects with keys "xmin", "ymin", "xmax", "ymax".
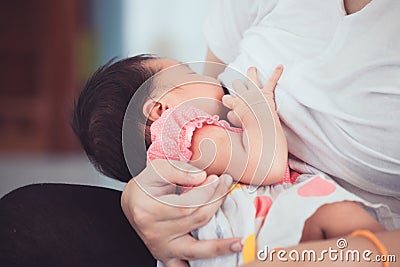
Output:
[
  {"xmin": 301, "ymin": 201, "xmax": 384, "ymax": 242},
  {"xmin": 190, "ymin": 66, "xmax": 287, "ymax": 186}
]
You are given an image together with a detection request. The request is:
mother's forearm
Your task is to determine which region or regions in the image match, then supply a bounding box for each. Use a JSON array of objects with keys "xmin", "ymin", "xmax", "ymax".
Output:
[{"xmin": 203, "ymin": 48, "xmax": 226, "ymax": 78}]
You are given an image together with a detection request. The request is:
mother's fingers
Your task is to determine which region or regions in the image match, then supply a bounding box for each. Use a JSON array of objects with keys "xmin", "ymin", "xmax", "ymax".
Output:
[
  {"xmin": 222, "ymin": 94, "xmax": 235, "ymax": 109},
  {"xmin": 147, "ymin": 159, "xmax": 207, "ymax": 187},
  {"xmin": 159, "ymin": 174, "xmax": 233, "ymax": 208},
  {"xmin": 226, "ymin": 110, "xmax": 242, "ymax": 127},
  {"xmin": 173, "ymin": 235, "xmax": 243, "ymax": 261},
  {"xmin": 127, "ymin": 174, "xmax": 233, "ymax": 227},
  {"xmin": 163, "ymin": 259, "xmax": 190, "ymax": 267},
  {"xmin": 135, "ymin": 159, "xmax": 208, "ymax": 197},
  {"xmin": 158, "ymin": 175, "xmax": 234, "ymax": 235}
]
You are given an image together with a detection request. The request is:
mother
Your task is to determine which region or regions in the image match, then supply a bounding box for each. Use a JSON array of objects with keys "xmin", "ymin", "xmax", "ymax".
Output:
[{"xmin": 121, "ymin": 0, "xmax": 400, "ymax": 266}]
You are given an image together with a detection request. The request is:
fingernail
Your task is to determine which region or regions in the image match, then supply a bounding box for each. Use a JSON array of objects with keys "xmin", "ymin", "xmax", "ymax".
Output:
[
  {"xmin": 222, "ymin": 95, "xmax": 232, "ymax": 101},
  {"xmin": 222, "ymin": 174, "xmax": 232, "ymax": 187},
  {"xmin": 190, "ymin": 171, "xmax": 206, "ymax": 180},
  {"xmin": 209, "ymin": 175, "xmax": 219, "ymax": 185},
  {"xmin": 231, "ymin": 241, "xmax": 243, "ymax": 252}
]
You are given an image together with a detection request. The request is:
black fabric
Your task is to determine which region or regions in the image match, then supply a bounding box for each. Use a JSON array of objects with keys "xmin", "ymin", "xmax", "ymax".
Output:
[{"xmin": 0, "ymin": 183, "xmax": 155, "ymax": 267}]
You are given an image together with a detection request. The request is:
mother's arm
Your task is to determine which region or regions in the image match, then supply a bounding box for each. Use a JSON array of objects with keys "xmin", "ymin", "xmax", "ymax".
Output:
[
  {"xmin": 121, "ymin": 159, "xmax": 243, "ymax": 267},
  {"xmin": 203, "ymin": 48, "xmax": 226, "ymax": 78}
]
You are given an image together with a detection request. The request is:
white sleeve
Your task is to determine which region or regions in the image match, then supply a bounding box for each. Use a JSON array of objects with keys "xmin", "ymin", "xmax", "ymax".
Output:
[{"xmin": 203, "ymin": 0, "xmax": 277, "ymax": 63}]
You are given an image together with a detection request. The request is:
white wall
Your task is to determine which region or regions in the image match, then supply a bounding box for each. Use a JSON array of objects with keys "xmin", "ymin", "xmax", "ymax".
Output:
[{"xmin": 122, "ymin": 0, "xmax": 208, "ymax": 63}]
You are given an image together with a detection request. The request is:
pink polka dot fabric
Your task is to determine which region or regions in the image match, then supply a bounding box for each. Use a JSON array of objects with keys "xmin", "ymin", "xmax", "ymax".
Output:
[
  {"xmin": 147, "ymin": 105, "xmax": 241, "ymax": 163},
  {"xmin": 297, "ymin": 176, "xmax": 336, "ymax": 197}
]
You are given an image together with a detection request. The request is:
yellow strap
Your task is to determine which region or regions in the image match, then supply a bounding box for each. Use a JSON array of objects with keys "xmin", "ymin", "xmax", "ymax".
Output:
[{"xmin": 350, "ymin": 230, "xmax": 389, "ymax": 267}]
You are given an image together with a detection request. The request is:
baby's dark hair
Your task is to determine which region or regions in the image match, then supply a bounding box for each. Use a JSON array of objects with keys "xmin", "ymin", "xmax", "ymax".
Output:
[{"xmin": 71, "ymin": 54, "xmax": 159, "ymax": 182}]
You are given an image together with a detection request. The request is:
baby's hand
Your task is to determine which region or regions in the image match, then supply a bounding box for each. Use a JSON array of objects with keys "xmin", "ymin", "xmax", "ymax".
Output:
[
  {"xmin": 257, "ymin": 64, "xmax": 283, "ymax": 111},
  {"xmin": 222, "ymin": 65, "xmax": 283, "ymax": 126}
]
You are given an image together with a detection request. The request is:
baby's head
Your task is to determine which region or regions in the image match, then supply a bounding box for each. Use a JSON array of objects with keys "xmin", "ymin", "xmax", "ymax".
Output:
[{"xmin": 72, "ymin": 55, "xmax": 227, "ymax": 181}]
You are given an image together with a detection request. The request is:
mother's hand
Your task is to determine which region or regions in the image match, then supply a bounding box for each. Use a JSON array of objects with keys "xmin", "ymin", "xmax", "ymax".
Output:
[{"xmin": 121, "ymin": 159, "xmax": 243, "ymax": 267}]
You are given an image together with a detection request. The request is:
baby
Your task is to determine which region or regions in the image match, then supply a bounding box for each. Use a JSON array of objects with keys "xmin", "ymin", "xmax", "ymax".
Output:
[{"xmin": 72, "ymin": 55, "xmax": 389, "ymax": 267}]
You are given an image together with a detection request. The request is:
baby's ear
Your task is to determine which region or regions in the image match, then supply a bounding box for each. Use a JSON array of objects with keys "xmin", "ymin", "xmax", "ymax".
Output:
[{"xmin": 143, "ymin": 99, "xmax": 165, "ymax": 121}]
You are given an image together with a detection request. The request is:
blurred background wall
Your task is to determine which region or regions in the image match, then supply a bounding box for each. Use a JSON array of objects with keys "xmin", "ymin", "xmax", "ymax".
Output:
[{"xmin": 0, "ymin": 0, "xmax": 208, "ymax": 197}]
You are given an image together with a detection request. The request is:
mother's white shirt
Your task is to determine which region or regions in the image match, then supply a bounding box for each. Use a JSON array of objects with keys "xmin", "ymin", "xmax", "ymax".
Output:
[{"xmin": 204, "ymin": 0, "xmax": 400, "ymax": 225}]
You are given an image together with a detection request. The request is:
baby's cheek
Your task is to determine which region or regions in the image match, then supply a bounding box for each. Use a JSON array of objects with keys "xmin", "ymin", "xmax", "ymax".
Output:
[{"xmin": 207, "ymin": 101, "xmax": 228, "ymax": 117}]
